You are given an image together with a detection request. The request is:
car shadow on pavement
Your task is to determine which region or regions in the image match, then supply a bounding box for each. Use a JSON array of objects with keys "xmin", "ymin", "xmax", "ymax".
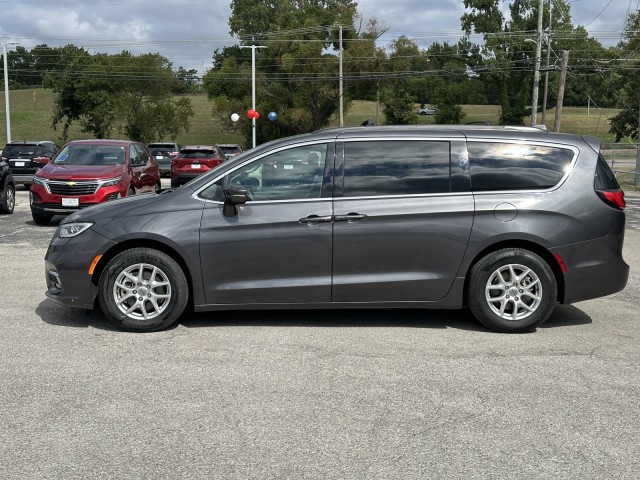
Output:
[
  {"xmin": 540, "ymin": 304, "xmax": 593, "ymax": 328},
  {"xmin": 180, "ymin": 308, "xmax": 488, "ymax": 332},
  {"xmin": 36, "ymin": 300, "xmax": 121, "ymax": 332},
  {"xmin": 35, "ymin": 301, "xmax": 592, "ymax": 333}
]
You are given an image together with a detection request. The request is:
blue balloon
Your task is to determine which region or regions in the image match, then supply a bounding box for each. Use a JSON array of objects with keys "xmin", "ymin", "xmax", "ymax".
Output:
[{"xmin": 268, "ymin": 111, "xmax": 277, "ymax": 121}]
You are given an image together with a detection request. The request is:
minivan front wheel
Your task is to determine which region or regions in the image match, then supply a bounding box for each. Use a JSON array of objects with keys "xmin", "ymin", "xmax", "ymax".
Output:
[
  {"xmin": 468, "ymin": 249, "xmax": 557, "ymax": 333},
  {"xmin": 98, "ymin": 248, "xmax": 189, "ymax": 332}
]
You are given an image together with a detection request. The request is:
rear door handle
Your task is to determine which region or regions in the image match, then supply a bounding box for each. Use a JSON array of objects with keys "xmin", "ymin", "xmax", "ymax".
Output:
[
  {"xmin": 334, "ymin": 213, "xmax": 367, "ymax": 222},
  {"xmin": 299, "ymin": 215, "xmax": 333, "ymax": 224}
]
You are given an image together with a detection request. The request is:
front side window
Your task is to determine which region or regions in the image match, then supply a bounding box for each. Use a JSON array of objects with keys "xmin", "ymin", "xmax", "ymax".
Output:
[
  {"xmin": 342, "ymin": 140, "xmax": 451, "ymax": 197},
  {"xmin": 200, "ymin": 144, "xmax": 328, "ymax": 202},
  {"xmin": 467, "ymin": 142, "xmax": 575, "ymax": 191}
]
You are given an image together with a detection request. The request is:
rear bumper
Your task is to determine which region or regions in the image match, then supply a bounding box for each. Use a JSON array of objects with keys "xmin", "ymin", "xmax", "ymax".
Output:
[
  {"xmin": 552, "ymin": 231, "xmax": 629, "ymax": 304},
  {"xmin": 12, "ymin": 174, "xmax": 35, "ymax": 185}
]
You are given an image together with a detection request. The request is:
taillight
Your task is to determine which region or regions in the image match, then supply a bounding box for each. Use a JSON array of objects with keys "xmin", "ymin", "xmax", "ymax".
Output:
[{"xmin": 596, "ymin": 189, "xmax": 625, "ymax": 210}]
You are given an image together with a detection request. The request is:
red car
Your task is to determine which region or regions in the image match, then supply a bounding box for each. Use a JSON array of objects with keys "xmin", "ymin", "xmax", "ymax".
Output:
[
  {"xmin": 30, "ymin": 139, "xmax": 161, "ymax": 225},
  {"xmin": 171, "ymin": 145, "xmax": 225, "ymax": 188}
]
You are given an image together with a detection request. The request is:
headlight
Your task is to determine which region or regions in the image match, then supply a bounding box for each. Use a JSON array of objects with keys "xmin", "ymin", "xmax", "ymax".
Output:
[
  {"xmin": 32, "ymin": 176, "xmax": 47, "ymax": 186},
  {"xmin": 98, "ymin": 176, "xmax": 122, "ymax": 188},
  {"xmin": 58, "ymin": 222, "xmax": 93, "ymax": 238}
]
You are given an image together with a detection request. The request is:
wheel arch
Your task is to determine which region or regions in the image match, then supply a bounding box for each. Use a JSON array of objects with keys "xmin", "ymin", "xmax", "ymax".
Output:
[
  {"xmin": 90, "ymin": 239, "xmax": 194, "ymax": 308},
  {"xmin": 462, "ymin": 239, "xmax": 565, "ymax": 305}
]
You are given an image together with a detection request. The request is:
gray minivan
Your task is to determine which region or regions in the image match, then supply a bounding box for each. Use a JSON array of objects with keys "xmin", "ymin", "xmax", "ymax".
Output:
[{"xmin": 44, "ymin": 126, "xmax": 628, "ymax": 333}]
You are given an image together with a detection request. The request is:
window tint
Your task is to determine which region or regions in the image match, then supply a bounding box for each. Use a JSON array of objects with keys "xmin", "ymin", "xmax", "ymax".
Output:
[
  {"xmin": 342, "ymin": 141, "xmax": 450, "ymax": 197},
  {"xmin": 467, "ymin": 142, "xmax": 574, "ymax": 191},
  {"xmin": 199, "ymin": 144, "xmax": 328, "ymax": 202},
  {"xmin": 594, "ymin": 154, "xmax": 620, "ymax": 190}
]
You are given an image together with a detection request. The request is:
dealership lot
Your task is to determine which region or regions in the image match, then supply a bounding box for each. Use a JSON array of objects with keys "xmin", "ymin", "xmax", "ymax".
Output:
[{"xmin": 1, "ymin": 186, "xmax": 639, "ymax": 479}]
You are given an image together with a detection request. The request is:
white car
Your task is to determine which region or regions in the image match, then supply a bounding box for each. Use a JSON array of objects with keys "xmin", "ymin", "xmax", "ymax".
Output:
[{"xmin": 418, "ymin": 106, "xmax": 437, "ymax": 115}]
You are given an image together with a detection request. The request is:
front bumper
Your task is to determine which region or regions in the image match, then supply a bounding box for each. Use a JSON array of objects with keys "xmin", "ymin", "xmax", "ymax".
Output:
[{"xmin": 44, "ymin": 228, "xmax": 116, "ymax": 310}]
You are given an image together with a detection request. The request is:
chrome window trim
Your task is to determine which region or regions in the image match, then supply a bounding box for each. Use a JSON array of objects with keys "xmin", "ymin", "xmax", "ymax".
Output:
[
  {"xmin": 464, "ymin": 139, "xmax": 579, "ymax": 195},
  {"xmin": 193, "ymin": 136, "xmax": 581, "ymax": 203}
]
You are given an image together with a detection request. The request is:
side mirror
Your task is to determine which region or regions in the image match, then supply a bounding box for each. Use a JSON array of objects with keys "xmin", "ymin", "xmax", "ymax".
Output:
[{"xmin": 223, "ymin": 184, "xmax": 248, "ymax": 217}]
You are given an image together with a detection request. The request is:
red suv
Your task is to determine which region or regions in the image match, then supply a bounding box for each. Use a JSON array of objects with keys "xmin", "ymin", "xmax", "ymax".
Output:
[
  {"xmin": 30, "ymin": 139, "xmax": 161, "ymax": 225},
  {"xmin": 171, "ymin": 145, "xmax": 225, "ymax": 188}
]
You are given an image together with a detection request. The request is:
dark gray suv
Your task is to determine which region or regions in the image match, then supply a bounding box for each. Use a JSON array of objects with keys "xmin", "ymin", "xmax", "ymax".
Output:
[{"xmin": 44, "ymin": 126, "xmax": 629, "ymax": 333}]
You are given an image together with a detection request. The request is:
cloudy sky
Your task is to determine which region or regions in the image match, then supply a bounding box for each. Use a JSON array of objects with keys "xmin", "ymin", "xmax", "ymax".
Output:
[{"xmin": 0, "ymin": 0, "xmax": 636, "ymax": 75}]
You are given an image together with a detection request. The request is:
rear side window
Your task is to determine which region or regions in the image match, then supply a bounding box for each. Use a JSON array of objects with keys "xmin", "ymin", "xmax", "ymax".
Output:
[
  {"xmin": 594, "ymin": 154, "xmax": 620, "ymax": 190},
  {"xmin": 342, "ymin": 140, "xmax": 450, "ymax": 197},
  {"xmin": 467, "ymin": 142, "xmax": 574, "ymax": 191}
]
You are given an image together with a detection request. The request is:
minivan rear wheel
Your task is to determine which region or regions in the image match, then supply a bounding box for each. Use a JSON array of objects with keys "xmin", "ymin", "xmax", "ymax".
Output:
[
  {"xmin": 98, "ymin": 248, "xmax": 189, "ymax": 332},
  {"xmin": 468, "ymin": 248, "xmax": 557, "ymax": 333}
]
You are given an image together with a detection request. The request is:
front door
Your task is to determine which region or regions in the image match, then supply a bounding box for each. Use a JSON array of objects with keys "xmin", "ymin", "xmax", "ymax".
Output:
[{"xmin": 198, "ymin": 142, "xmax": 334, "ymax": 305}]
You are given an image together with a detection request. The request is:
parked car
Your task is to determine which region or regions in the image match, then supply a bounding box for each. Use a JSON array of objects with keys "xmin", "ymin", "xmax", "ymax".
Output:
[
  {"xmin": 147, "ymin": 142, "xmax": 181, "ymax": 158},
  {"xmin": 0, "ymin": 155, "xmax": 15, "ymax": 214},
  {"xmin": 30, "ymin": 139, "xmax": 161, "ymax": 225},
  {"xmin": 43, "ymin": 125, "xmax": 628, "ymax": 333},
  {"xmin": 418, "ymin": 106, "xmax": 437, "ymax": 115},
  {"xmin": 148, "ymin": 147, "xmax": 174, "ymax": 177},
  {"xmin": 1, "ymin": 141, "xmax": 60, "ymax": 187},
  {"xmin": 217, "ymin": 143, "xmax": 243, "ymax": 160},
  {"xmin": 171, "ymin": 145, "xmax": 225, "ymax": 188}
]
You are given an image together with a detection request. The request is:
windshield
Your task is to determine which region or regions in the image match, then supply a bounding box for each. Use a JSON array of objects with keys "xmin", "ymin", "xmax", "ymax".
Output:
[
  {"xmin": 54, "ymin": 145, "xmax": 126, "ymax": 165},
  {"xmin": 220, "ymin": 146, "xmax": 241, "ymax": 155},
  {"xmin": 150, "ymin": 148, "xmax": 172, "ymax": 156}
]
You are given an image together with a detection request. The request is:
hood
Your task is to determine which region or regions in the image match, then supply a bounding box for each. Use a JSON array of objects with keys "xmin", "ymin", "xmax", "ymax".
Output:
[
  {"xmin": 63, "ymin": 187, "xmax": 196, "ymax": 224},
  {"xmin": 39, "ymin": 162, "xmax": 125, "ymax": 180}
]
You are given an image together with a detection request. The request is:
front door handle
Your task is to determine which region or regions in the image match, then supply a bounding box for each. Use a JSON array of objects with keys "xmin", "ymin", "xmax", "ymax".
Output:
[
  {"xmin": 299, "ymin": 215, "xmax": 333, "ymax": 224},
  {"xmin": 334, "ymin": 213, "xmax": 367, "ymax": 222}
]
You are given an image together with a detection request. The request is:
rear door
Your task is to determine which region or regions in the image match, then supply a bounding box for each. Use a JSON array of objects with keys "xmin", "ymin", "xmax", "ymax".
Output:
[{"xmin": 331, "ymin": 137, "xmax": 474, "ymax": 302}]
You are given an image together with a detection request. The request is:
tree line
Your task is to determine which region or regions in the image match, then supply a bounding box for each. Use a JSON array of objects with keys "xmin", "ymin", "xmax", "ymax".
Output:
[{"xmin": 1, "ymin": 0, "xmax": 638, "ymax": 144}]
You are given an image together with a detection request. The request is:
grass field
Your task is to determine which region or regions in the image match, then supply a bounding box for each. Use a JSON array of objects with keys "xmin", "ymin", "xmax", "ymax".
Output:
[{"xmin": 0, "ymin": 87, "xmax": 629, "ymax": 148}]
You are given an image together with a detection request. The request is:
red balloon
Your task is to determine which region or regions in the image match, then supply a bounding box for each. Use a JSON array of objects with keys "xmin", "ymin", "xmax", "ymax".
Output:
[
  {"xmin": 254, "ymin": 111, "xmax": 260, "ymax": 119},
  {"xmin": 247, "ymin": 109, "xmax": 256, "ymax": 119}
]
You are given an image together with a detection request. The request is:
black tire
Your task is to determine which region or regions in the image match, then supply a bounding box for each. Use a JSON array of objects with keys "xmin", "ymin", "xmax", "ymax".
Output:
[
  {"xmin": 154, "ymin": 181, "xmax": 162, "ymax": 193},
  {"xmin": 170, "ymin": 180, "xmax": 180, "ymax": 189},
  {"xmin": 1, "ymin": 184, "xmax": 15, "ymax": 214},
  {"xmin": 128, "ymin": 186, "xmax": 136, "ymax": 196},
  {"xmin": 32, "ymin": 211, "xmax": 53, "ymax": 225},
  {"xmin": 98, "ymin": 248, "xmax": 189, "ymax": 332},
  {"xmin": 467, "ymin": 248, "xmax": 557, "ymax": 333}
]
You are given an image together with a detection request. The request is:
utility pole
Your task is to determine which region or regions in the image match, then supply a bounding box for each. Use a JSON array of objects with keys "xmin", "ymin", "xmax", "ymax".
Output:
[
  {"xmin": 339, "ymin": 25, "xmax": 344, "ymax": 127},
  {"xmin": 553, "ymin": 50, "xmax": 569, "ymax": 132},
  {"xmin": 541, "ymin": 0, "xmax": 553, "ymax": 125},
  {"xmin": 636, "ymin": 99, "xmax": 640, "ymax": 186},
  {"xmin": 240, "ymin": 43, "xmax": 266, "ymax": 148},
  {"xmin": 2, "ymin": 41, "xmax": 19, "ymax": 143},
  {"xmin": 530, "ymin": 0, "xmax": 544, "ymax": 126}
]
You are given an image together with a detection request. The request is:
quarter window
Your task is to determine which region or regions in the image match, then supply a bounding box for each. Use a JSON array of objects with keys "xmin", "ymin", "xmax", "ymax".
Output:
[
  {"xmin": 467, "ymin": 142, "xmax": 574, "ymax": 191},
  {"xmin": 342, "ymin": 141, "xmax": 451, "ymax": 197}
]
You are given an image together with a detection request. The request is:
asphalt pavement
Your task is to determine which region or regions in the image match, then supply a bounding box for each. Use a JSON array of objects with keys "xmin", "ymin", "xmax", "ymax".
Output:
[{"xmin": 1, "ymin": 186, "xmax": 639, "ymax": 479}]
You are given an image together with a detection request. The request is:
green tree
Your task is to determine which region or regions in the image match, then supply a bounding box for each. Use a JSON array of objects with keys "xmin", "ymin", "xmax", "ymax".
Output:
[
  {"xmin": 461, "ymin": 0, "xmax": 577, "ymax": 125},
  {"xmin": 382, "ymin": 87, "xmax": 418, "ymax": 125},
  {"xmin": 45, "ymin": 49, "xmax": 193, "ymax": 142},
  {"xmin": 609, "ymin": 12, "xmax": 640, "ymax": 141},
  {"xmin": 204, "ymin": 0, "xmax": 379, "ymax": 144}
]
